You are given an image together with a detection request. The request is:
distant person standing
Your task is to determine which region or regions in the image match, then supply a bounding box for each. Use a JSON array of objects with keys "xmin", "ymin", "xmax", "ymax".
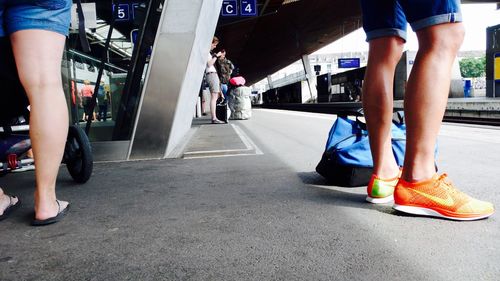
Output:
[
  {"xmin": 80, "ymin": 80, "xmax": 94, "ymax": 121},
  {"xmin": 206, "ymin": 36, "xmax": 224, "ymax": 124},
  {"xmin": 216, "ymin": 49, "xmax": 234, "ymax": 99},
  {"xmin": 360, "ymin": 0, "xmax": 494, "ymax": 220},
  {"xmin": 97, "ymin": 81, "xmax": 110, "ymax": 122}
]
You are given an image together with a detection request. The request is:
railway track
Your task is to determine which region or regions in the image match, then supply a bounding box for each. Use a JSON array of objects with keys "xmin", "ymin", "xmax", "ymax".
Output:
[
  {"xmin": 442, "ymin": 116, "xmax": 500, "ymax": 126},
  {"xmin": 259, "ymin": 103, "xmax": 500, "ymax": 127}
]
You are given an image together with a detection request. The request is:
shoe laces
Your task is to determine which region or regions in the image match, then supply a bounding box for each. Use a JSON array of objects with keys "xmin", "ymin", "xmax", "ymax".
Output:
[{"xmin": 435, "ymin": 173, "xmax": 459, "ymax": 195}]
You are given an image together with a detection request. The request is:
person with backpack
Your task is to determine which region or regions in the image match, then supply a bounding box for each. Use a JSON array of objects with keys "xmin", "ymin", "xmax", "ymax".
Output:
[
  {"xmin": 97, "ymin": 81, "xmax": 110, "ymax": 122},
  {"xmin": 216, "ymin": 49, "xmax": 234, "ymax": 99}
]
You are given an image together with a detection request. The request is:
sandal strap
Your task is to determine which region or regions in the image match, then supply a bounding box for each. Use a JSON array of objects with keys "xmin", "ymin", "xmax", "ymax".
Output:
[{"xmin": 7, "ymin": 195, "xmax": 17, "ymax": 206}]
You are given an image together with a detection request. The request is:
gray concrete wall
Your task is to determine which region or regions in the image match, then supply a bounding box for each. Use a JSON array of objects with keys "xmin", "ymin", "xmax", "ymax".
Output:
[
  {"xmin": 449, "ymin": 59, "xmax": 464, "ymax": 98},
  {"xmin": 128, "ymin": 0, "xmax": 223, "ymax": 160}
]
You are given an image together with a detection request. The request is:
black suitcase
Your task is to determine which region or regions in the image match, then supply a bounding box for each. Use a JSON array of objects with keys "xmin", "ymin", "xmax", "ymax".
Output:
[{"xmin": 216, "ymin": 99, "xmax": 228, "ymax": 123}]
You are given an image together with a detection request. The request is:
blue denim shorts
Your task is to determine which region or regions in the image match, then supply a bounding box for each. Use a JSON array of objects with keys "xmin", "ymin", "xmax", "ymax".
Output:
[
  {"xmin": 360, "ymin": 0, "xmax": 462, "ymax": 42},
  {"xmin": 0, "ymin": 0, "xmax": 72, "ymax": 37}
]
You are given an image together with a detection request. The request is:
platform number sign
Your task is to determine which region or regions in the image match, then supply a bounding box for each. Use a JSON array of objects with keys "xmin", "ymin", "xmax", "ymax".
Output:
[
  {"xmin": 113, "ymin": 3, "xmax": 130, "ymax": 21},
  {"xmin": 221, "ymin": 0, "xmax": 257, "ymax": 17},
  {"xmin": 240, "ymin": 0, "xmax": 257, "ymax": 16},
  {"xmin": 222, "ymin": 0, "xmax": 238, "ymax": 16}
]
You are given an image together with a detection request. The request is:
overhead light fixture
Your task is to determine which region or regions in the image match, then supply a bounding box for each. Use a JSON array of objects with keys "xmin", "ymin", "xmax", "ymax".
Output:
[{"xmin": 282, "ymin": 0, "xmax": 301, "ymax": 6}]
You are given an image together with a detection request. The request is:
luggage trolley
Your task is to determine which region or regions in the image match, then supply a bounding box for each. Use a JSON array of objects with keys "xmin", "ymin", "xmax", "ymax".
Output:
[{"xmin": 0, "ymin": 37, "xmax": 93, "ymax": 183}]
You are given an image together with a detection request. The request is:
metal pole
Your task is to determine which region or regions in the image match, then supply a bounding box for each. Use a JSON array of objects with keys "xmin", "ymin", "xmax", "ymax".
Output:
[{"xmin": 84, "ymin": 4, "xmax": 117, "ymax": 134}]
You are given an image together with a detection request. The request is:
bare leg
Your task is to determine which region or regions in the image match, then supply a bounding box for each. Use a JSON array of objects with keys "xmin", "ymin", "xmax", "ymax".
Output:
[
  {"xmin": 362, "ymin": 36, "xmax": 404, "ymax": 179},
  {"xmin": 11, "ymin": 30, "xmax": 69, "ymax": 220},
  {"xmin": 403, "ymin": 23, "xmax": 465, "ymax": 182},
  {"xmin": 210, "ymin": 92, "xmax": 218, "ymax": 120}
]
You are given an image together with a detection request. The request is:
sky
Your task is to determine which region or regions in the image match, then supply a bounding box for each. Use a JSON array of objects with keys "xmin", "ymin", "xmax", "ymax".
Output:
[{"xmin": 313, "ymin": 4, "xmax": 500, "ymax": 54}]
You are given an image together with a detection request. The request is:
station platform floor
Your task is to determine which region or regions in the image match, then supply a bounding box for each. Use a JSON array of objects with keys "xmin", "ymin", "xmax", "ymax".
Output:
[{"xmin": 1, "ymin": 108, "xmax": 499, "ymax": 280}]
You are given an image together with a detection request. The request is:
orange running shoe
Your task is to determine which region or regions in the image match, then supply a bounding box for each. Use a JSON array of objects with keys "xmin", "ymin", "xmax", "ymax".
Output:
[
  {"xmin": 393, "ymin": 173, "xmax": 494, "ymax": 221},
  {"xmin": 366, "ymin": 170, "xmax": 401, "ymax": 204}
]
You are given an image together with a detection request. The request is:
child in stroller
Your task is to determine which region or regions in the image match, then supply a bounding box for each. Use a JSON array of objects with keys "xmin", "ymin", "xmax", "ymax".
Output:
[{"xmin": 0, "ymin": 21, "xmax": 92, "ymax": 225}]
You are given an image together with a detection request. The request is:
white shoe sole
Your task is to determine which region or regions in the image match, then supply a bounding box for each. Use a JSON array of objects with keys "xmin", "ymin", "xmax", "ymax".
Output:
[
  {"xmin": 366, "ymin": 195, "xmax": 394, "ymax": 204},
  {"xmin": 393, "ymin": 204, "xmax": 494, "ymax": 221}
]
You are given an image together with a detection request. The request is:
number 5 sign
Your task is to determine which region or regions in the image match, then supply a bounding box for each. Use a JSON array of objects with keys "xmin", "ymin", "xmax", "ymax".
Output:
[
  {"xmin": 113, "ymin": 3, "xmax": 130, "ymax": 21},
  {"xmin": 240, "ymin": 0, "xmax": 257, "ymax": 16}
]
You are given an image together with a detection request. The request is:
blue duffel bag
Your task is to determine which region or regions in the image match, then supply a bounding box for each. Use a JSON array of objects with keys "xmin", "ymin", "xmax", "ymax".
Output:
[{"xmin": 316, "ymin": 111, "xmax": 406, "ymax": 187}]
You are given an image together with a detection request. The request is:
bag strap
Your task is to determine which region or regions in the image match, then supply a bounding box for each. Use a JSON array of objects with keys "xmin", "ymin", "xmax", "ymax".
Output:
[
  {"xmin": 393, "ymin": 110, "xmax": 405, "ymax": 124},
  {"xmin": 337, "ymin": 108, "xmax": 364, "ymax": 118},
  {"xmin": 355, "ymin": 116, "xmax": 367, "ymax": 131}
]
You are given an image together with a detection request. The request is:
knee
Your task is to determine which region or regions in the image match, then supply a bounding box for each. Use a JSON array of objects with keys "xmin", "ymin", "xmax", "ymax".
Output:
[
  {"xmin": 20, "ymin": 75, "xmax": 62, "ymax": 94},
  {"xmin": 368, "ymin": 36, "xmax": 404, "ymax": 67},
  {"xmin": 439, "ymin": 24, "xmax": 464, "ymax": 53},
  {"xmin": 418, "ymin": 23, "xmax": 465, "ymax": 55}
]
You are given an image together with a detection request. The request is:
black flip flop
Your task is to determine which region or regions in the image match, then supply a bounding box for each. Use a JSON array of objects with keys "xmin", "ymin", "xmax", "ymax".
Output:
[
  {"xmin": 0, "ymin": 195, "xmax": 21, "ymax": 221},
  {"xmin": 32, "ymin": 200, "xmax": 70, "ymax": 226}
]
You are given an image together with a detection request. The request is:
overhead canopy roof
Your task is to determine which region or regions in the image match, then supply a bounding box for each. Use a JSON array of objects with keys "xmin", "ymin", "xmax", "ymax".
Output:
[
  {"xmin": 216, "ymin": 0, "xmax": 362, "ymax": 84},
  {"xmin": 215, "ymin": 0, "xmax": 499, "ymax": 84},
  {"xmin": 80, "ymin": 0, "xmax": 498, "ymax": 84}
]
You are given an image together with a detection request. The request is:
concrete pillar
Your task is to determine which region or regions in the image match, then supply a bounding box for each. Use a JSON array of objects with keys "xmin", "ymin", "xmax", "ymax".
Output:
[
  {"xmin": 128, "ymin": 0, "xmax": 223, "ymax": 159},
  {"xmin": 267, "ymin": 75, "xmax": 273, "ymax": 89},
  {"xmin": 301, "ymin": 54, "xmax": 317, "ymax": 101}
]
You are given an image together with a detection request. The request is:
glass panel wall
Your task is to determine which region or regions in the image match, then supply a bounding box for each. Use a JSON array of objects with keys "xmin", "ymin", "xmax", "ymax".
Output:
[{"xmin": 64, "ymin": 0, "xmax": 157, "ymax": 142}]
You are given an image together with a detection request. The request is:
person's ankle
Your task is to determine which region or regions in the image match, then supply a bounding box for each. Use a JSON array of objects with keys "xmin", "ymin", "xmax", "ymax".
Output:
[
  {"xmin": 374, "ymin": 166, "xmax": 400, "ymax": 180},
  {"xmin": 34, "ymin": 200, "xmax": 58, "ymax": 219},
  {"xmin": 401, "ymin": 168, "xmax": 436, "ymax": 183}
]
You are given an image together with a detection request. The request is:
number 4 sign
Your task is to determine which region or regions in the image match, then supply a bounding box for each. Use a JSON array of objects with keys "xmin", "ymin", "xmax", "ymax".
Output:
[{"xmin": 240, "ymin": 0, "xmax": 257, "ymax": 16}]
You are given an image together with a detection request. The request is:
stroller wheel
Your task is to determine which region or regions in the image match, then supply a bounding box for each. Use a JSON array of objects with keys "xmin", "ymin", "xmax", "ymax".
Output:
[{"xmin": 64, "ymin": 125, "xmax": 93, "ymax": 183}]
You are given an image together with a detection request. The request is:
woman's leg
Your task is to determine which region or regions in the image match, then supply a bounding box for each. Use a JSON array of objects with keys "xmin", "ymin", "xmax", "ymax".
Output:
[
  {"xmin": 210, "ymin": 92, "xmax": 218, "ymax": 120},
  {"xmin": 11, "ymin": 29, "xmax": 69, "ymax": 220}
]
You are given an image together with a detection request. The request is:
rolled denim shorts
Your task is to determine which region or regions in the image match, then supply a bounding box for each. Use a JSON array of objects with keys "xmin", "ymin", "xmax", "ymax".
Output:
[
  {"xmin": 360, "ymin": 0, "xmax": 462, "ymax": 42},
  {"xmin": 0, "ymin": 0, "xmax": 72, "ymax": 37}
]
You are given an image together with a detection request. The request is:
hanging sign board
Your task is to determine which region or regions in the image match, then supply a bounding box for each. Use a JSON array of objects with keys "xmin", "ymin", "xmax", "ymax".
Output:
[
  {"xmin": 338, "ymin": 58, "xmax": 360, "ymax": 69},
  {"xmin": 221, "ymin": 0, "xmax": 257, "ymax": 17},
  {"xmin": 222, "ymin": 0, "xmax": 238, "ymax": 16},
  {"xmin": 240, "ymin": 0, "xmax": 257, "ymax": 16}
]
